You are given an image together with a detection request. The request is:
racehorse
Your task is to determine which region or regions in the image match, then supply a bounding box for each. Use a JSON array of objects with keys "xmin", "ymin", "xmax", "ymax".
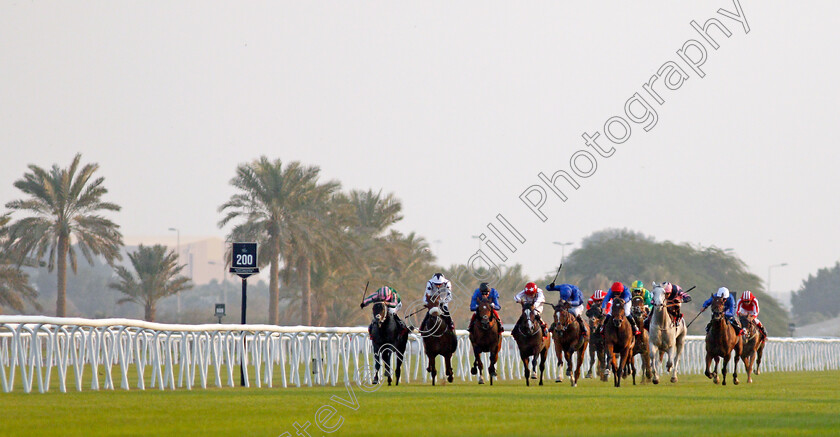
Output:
[
  {"xmin": 421, "ymin": 294, "xmax": 458, "ymax": 386},
  {"xmin": 468, "ymin": 295, "xmax": 503, "ymax": 385},
  {"xmin": 585, "ymin": 305, "xmax": 608, "ymax": 380},
  {"xmin": 627, "ymin": 296, "xmax": 652, "ymax": 384},
  {"xmin": 704, "ymin": 296, "xmax": 743, "ymax": 385},
  {"xmin": 735, "ymin": 314, "xmax": 761, "ymax": 383},
  {"xmin": 550, "ymin": 301, "xmax": 589, "ymax": 387},
  {"xmin": 512, "ymin": 302, "xmax": 550, "ymax": 386},
  {"xmin": 754, "ymin": 328, "xmax": 767, "ymax": 375},
  {"xmin": 603, "ymin": 297, "xmax": 635, "ymax": 387},
  {"xmin": 648, "ymin": 283, "xmax": 687, "ymax": 384},
  {"xmin": 369, "ymin": 302, "xmax": 409, "ymax": 386}
]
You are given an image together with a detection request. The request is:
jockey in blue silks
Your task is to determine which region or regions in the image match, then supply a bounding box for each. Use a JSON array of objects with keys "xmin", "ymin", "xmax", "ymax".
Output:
[
  {"xmin": 702, "ymin": 287, "xmax": 744, "ymax": 335},
  {"xmin": 468, "ymin": 282, "xmax": 503, "ymax": 332},
  {"xmin": 601, "ymin": 281, "xmax": 641, "ymax": 335},
  {"xmin": 546, "ymin": 282, "xmax": 588, "ymax": 340}
]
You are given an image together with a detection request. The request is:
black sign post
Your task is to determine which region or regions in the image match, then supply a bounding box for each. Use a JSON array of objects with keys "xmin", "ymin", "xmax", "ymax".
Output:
[{"xmin": 229, "ymin": 242, "xmax": 259, "ymax": 387}]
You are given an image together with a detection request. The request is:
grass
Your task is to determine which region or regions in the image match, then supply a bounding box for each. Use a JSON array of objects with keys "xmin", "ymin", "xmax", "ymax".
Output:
[{"xmin": 1, "ymin": 370, "xmax": 839, "ymax": 436}]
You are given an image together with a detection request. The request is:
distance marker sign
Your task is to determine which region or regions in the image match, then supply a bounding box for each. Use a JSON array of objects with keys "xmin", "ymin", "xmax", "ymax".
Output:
[{"xmin": 229, "ymin": 242, "xmax": 259, "ymax": 278}]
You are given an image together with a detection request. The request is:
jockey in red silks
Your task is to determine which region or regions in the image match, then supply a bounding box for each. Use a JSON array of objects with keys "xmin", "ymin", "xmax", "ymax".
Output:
[
  {"xmin": 601, "ymin": 282, "xmax": 641, "ymax": 335},
  {"xmin": 469, "ymin": 282, "xmax": 503, "ymax": 332},
  {"xmin": 514, "ymin": 282, "xmax": 547, "ymax": 337},
  {"xmin": 586, "ymin": 289, "xmax": 609, "ymax": 315},
  {"xmin": 737, "ymin": 291, "xmax": 767, "ymax": 338}
]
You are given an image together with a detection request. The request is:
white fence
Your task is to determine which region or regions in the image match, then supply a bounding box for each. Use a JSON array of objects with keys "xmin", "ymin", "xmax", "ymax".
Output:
[{"xmin": 1, "ymin": 316, "xmax": 839, "ymax": 393}]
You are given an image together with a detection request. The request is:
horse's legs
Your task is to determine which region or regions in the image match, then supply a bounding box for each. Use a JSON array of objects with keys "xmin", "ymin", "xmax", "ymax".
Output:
[
  {"xmin": 586, "ymin": 346, "xmax": 595, "ymax": 378},
  {"xmin": 382, "ymin": 349, "xmax": 393, "ymax": 386},
  {"xmin": 723, "ymin": 353, "xmax": 732, "ymax": 386},
  {"xmin": 649, "ymin": 343, "xmax": 660, "ymax": 384},
  {"xmin": 427, "ymin": 354, "xmax": 437, "ymax": 386},
  {"xmin": 373, "ymin": 350, "xmax": 381, "ymax": 385},
  {"xmin": 713, "ymin": 357, "xmax": 721, "ymax": 384},
  {"xmin": 471, "ymin": 345, "xmax": 485, "ymax": 384},
  {"xmin": 394, "ymin": 348, "xmax": 404, "ymax": 386},
  {"xmin": 704, "ymin": 353, "xmax": 713, "ymax": 380},
  {"xmin": 445, "ymin": 353, "xmax": 454, "ymax": 383},
  {"xmin": 521, "ymin": 354, "xmax": 531, "ymax": 386},
  {"xmin": 630, "ymin": 356, "xmax": 637, "ymax": 386},
  {"xmin": 746, "ymin": 352, "xmax": 754, "ymax": 383},
  {"xmin": 755, "ymin": 342, "xmax": 765, "ymax": 375},
  {"xmin": 573, "ymin": 345, "xmax": 586, "ymax": 387},
  {"xmin": 530, "ymin": 356, "xmax": 537, "ymax": 379},
  {"xmin": 538, "ymin": 349, "xmax": 547, "ymax": 386},
  {"xmin": 489, "ymin": 345, "xmax": 499, "ymax": 385},
  {"xmin": 671, "ymin": 337, "xmax": 685, "ymax": 383}
]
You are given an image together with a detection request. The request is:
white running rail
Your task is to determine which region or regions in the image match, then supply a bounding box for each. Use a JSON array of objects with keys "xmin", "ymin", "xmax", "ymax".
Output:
[{"xmin": 1, "ymin": 316, "xmax": 838, "ymax": 393}]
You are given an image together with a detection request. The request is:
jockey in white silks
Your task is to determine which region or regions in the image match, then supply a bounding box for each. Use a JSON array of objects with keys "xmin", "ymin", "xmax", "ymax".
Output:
[
  {"xmin": 513, "ymin": 282, "xmax": 547, "ymax": 336},
  {"xmin": 424, "ymin": 272, "xmax": 455, "ymax": 330}
]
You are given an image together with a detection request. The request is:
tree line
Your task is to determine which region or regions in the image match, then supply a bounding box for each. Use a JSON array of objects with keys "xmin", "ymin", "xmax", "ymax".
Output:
[{"xmin": 0, "ymin": 154, "xmax": 794, "ymax": 334}]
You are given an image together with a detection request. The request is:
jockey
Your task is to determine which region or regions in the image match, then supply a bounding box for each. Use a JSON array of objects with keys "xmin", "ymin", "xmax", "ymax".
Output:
[
  {"xmin": 702, "ymin": 287, "xmax": 743, "ymax": 335},
  {"xmin": 424, "ymin": 272, "xmax": 454, "ymax": 331},
  {"xmin": 663, "ymin": 282, "xmax": 692, "ymax": 325},
  {"xmin": 601, "ymin": 281, "xmax": 641, "ymax": 335},
  {"xmin": 546, "ymin": 282, "xmax": 588, "ymax": 340},
  {"xmin": 630, "ymin": 280, "xmax": 653, "ymax": 313},
  {"xmin": 737, "ymin": 291, "xmax": 767, "ymax": 338},
  {"xmin": 469, "ymin": 282, "xmax": 504, "ymax": 332},
  {"xmin": 360, "ymin": 286, "xmax": 407, "ymax": 333},
  {"xmin": 586, "ymin": 289, "xmax": 609, "ymax": 317},
  {"xmin": 514, "ymin": 282, "xmax": 547, "ymax": 337}
]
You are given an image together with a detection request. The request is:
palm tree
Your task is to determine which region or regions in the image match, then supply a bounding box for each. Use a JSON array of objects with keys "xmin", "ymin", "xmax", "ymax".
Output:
[
  {"xmin": 110, "ymin": 244, "xmax": 192, "ymax": 322},
  {"xmin": 348, "ymin": 189, "xmax": 403, "ymax": 237},
  {"xmin": 218, "ymin": 157, "xmax": 342, "ymax": 325},
  {"xmin": 0, "ymin": 214, "xmax": 39, "ymax": 313},
  {"xmin": 5, "ymin": 154, "xmax": 123, "ymax": 317}
]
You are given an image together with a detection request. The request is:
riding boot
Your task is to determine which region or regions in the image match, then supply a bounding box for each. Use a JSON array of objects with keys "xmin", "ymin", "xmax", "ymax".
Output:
[
  {"xmin": 496, "ymin": 314, "xmax": 504, "ymax": 332},
  {"xmin": 759, "ymin": 324, "xmax": 767, "ymax": 338},
  {"xmin": 643, "ymin": 315, "xmax": 651, "ymax": 331},
  {"xmin": 468, "ymin": 314, "xmax": 475, "ymax": 332},
  {"xmin": 705, "ymin": 322, "xmax": 711, "ymax": 334},
  {"xmin": 629, "ymin": 316, "xmax": 641, "ymax": 335},
  {"xmin": 394, "ymin": 314, "xmax": 408, "ymax": 336},
  {"xmin": 576, "ymin": 315, "xmax": 588, "ymax": 339},
  {"xmin": 600, "ymin": 315, "xmax": 611, "ymax": 334},
  {"xmin": 549, "ymin": 321, "xmax": 557, "ymax": 333},
  {"xmin": 445, "ymin": 315, "xmax": 455, "ymax": 331}
]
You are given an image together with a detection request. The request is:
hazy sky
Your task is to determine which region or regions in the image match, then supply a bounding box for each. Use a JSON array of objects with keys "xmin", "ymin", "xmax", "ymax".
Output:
[{"xmin": 2, "ymin": 1, "xmax": 838, "ymax": 302}]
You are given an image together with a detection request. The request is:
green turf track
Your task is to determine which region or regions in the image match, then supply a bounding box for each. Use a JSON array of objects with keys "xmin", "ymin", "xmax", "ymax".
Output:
[{"xmin": 1, "ymin": 370, "xmax": 838, "ymax": 436}]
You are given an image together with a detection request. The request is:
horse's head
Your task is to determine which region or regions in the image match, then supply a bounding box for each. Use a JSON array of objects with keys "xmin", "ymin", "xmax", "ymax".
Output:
[
  {"xmin": 551, "ymin": 301, "xmax": 573, "ymax": 332},
  {"xmin": 631, "ymin": 296, "xmax": 646, "ymax": 317},
  {"xmin": 711, "ymin": 296, "xmax": 726, "ymax": 320},
  {"xmin": 611, "ymin": 297, "xmax": 626, "ymax": 327},
  {"xmin": 652, "ymin": 283, "xmax": 666, "ymax": 307},
  {"xmin": 476, "ymin": 296, "xmax": 493, "ymax": 329},
  {"xmin": 520, "ymin": 302, "xmax": 536, "ymax": 333},
  {"xmin": 739, "ymin": 314, "xmax": 757, "ymax": 337},
  {"xmin": 372, "ymin": 302, "xmax": 388, "ymax": 327}
]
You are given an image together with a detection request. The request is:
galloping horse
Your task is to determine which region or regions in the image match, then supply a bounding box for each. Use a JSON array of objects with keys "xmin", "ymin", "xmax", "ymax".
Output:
[
  {"xmin": 421, "ymin": 294, "xmax": 458, "ymax": 386},
  {"xmin": 735, "ymin": 314, "xmax": 761, "ymax": 383},
  {"xmin": 704, "ymin": 296, "xmax": 743, "ymax": 385},
  {"xmin": 585, "ymin": 305, "xmax": 608, "ymax": 380},
  {"xmin": 369, "ymin": 302, "xmax": 409, "ymax": 386},
  {"xmin": 648, "ymin": 283, "xmax": 687, "ymax": 384},
  {"xmin": 551, "ymin": 301, "xmax": 589, "ymax": 387},
  {"xmin": 628, "ymin": 296, "xmax": 652, "ymax": 384},
  {"xmin": 512, "ymin": 302, "xmax": 550, "ymax": 386},
  {"xmin": 754, "ymin": 322, "xmax": 767, "ymax": 375},
  {"xmin": 603, "ymin": 297, "xmax": 635, "ymax": 387},
  {"xmin": 468, "ymin": 295, "xmax": 503, "ymax": 385}
]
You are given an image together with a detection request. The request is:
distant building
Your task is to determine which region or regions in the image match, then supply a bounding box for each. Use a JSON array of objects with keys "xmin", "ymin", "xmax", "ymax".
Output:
[{"xmin": 123, "ymin": 236, "xmax": 257, "ymax": 285}]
